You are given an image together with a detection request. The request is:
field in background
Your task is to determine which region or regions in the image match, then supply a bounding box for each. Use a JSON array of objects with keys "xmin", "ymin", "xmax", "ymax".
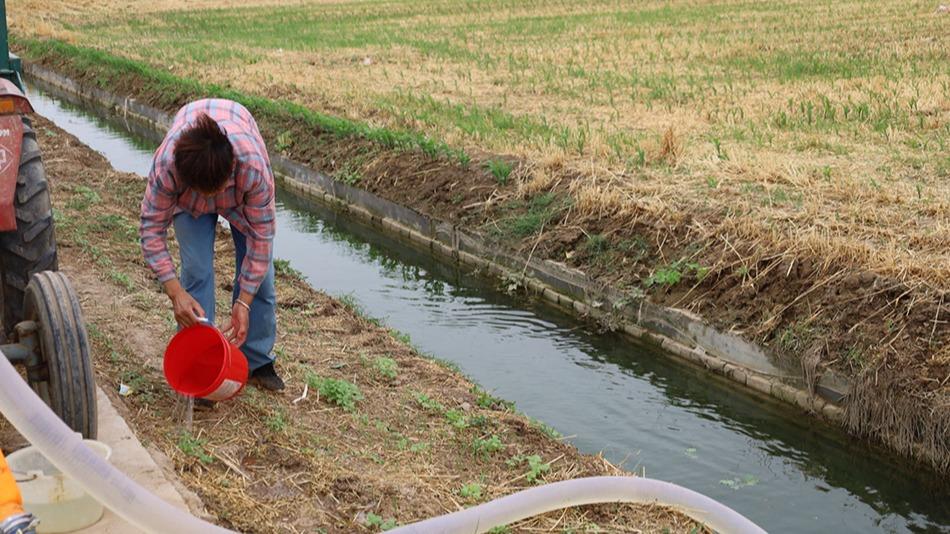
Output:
[{"xmin": 16, "ymin": 0, "xmax": 950, "ymax": 288}]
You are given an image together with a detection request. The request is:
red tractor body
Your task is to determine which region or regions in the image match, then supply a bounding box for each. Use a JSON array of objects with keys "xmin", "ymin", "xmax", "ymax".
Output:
[{"xmin": 0, "ymin": 78, "xmax": 33, "ymax": 232}]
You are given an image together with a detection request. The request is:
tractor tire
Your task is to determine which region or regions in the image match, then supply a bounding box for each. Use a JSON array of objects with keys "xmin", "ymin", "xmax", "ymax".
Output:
[
  {"xmin": 0, "ymin": 117, "xmax": 57, "ymax": 336},
  {"xmin": 23, "ymin": 271, "xmax": 96, "ymax": 439}
]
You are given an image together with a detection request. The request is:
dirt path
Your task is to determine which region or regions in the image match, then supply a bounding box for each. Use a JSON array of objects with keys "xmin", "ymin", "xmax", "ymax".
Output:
[{"xmin": 7, "ymin": 114, "xmax": 701, "ymax": 532}]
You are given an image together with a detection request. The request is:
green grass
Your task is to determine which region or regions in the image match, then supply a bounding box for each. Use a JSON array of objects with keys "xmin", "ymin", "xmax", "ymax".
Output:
[
  {"xmin": 177, "ymin": 432, "xmax": 214, "ymax": 464},
  {"xmin": 372, "ymin": 356, "xmax": 398, "ymax": 380},
  {"xmin": 16, "ymin": 38, "xmax": 469, "ymax": 163},
  {"xmin": 472, "ymin": 434, "xmax": 504, "ymax": 457},
  {"xmin": 507, "ymin": 454, "xmax": 551, "ymax": 483},
  {"xmin": 484, "ymin": 159, "xmax": 513, "ymax": 185},
  {"xmin": 274, "ymin": 258, "xmax": 303, "ymax": 279},
  {"xmin": 493, "ymin": 192, "xmax": 567, "ymax": 239},
  {"xmin": 365, "ymin": 512, "xmax": 398, "ymax": 531},
  {"xmin": 472, "ymin": 386, "xmax": 514, "ymax": 411},
  {"xmin": 413, "ymin": 391, "xmax": 445, "ymax": 412},
  {"xmin": 306, "ymin": 372, "xmax": 364, "ymax": 411},
  {"xmin": 65, "ymin": 185, "xmax": 101, "ymax": 210},
  {"xmin": 459, "ymin": 482, "xmax": 483, "ymax": 500},
  {"xmin": 266, "ymin": 409, "xmax": 289, "ymax": 433},
  {"xmin": 644, "ymin": 259, "xmax": 709, "ymax": 288}
]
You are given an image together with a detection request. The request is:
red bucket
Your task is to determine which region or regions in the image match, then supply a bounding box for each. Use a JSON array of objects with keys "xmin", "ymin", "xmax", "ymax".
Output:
[{"xmin": 163, "ymin": 323, "xmax": 248, "ymax": 401}]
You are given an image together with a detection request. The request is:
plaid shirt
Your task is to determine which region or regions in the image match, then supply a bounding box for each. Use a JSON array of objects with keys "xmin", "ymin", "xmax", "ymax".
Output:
[{"xmin": 140, "ymin": 99, "xmax": 275, "ymax": 295}]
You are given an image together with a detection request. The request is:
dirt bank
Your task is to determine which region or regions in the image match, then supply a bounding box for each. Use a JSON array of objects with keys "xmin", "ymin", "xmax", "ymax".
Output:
[{"xmin": 0, "ymin": 115, "xmax": 701, "ymax": 532}]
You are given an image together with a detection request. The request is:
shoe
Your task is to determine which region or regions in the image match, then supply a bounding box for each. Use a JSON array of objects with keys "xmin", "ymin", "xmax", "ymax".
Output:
[{"xmin": 248, "ymin": 362, "xmax": 285, "ymax": 391}]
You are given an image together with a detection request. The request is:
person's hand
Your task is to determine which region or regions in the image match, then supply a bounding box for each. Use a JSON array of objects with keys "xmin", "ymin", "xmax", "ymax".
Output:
[
  {"xmin": 222, "ymin": 301, "xmax": 249, "ymax": 346},
  {"xmin": 170, "ymin": 289, "xmax": 205, "ymax": 327}
]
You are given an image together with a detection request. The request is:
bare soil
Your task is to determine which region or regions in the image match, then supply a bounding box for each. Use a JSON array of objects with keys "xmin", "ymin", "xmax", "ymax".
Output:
[{"xmin": 0, "ymin": 115, "xmax": 702, "ymax": 532}]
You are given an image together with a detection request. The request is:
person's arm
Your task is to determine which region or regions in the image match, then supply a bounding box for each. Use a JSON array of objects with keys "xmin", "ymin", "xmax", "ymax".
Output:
[
  {"xmin": 140, "ymin": 159, "xmax": 205, "ymax": 326},
  {"xmin": 222, "ymin": 165, "xmax": 274, "ymax": 345}
]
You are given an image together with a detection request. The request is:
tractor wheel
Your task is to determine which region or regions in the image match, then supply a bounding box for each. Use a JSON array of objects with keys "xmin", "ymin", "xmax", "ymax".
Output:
[
  {"xmin": 0, "ymin": 117, "xmax": 57, "ymax": 336},
  {"xmin": 23, "ymin": 271, "xmax": 96, "ymax": 439}
]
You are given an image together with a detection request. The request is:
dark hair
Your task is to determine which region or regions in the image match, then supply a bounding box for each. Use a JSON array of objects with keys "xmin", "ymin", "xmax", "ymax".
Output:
[{"xmin": 173, "ymin": 113, "xmax": 234, "ymax": 194}]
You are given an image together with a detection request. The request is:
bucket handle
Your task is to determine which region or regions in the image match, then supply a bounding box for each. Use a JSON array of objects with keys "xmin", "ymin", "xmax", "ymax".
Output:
[{"xmin": 11, "ymin": 470, "xmax": 38, "ymax": 483}]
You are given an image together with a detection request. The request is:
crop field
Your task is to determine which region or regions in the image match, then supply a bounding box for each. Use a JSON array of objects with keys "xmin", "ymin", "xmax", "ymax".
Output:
[{"xmin": 17, "ymin": 0, "xmax": 950, "ymax": 288}]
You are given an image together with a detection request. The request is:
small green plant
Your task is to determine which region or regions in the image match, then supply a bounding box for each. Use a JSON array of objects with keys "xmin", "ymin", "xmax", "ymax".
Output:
[
  {"xmin": 389, "ymin": 328, "xmax": 412, "ymax": 345},
  {"xmin": 507, "ymin": 454, "xmax": 550, "ymax": 483},
  {"xmin": 409, "ymin": 441, "xmax": 429, "ymax": 453},
  {"xmin": 266, "ymin": 409, "xmax": 288, "ymax": 433},
  {"xmin": 67, "ymin": 185, "xmax": 101, "ymax": 210},
  {"xmin": 644, "ymin": 259, "xmax": 709, "ymax": 288},
  {"xmin": 472, "ymin": 386, "xmax": 514, "ymax": 411},
  {"xmin": 306, "ymin": 373, "xmax": 363, "ymax": 410},
  {"xmin": 413, "ymin": 392, "xmax": 445, "ymax": 412},
  {"xmin": 459, "ymin": 482, "xmax": 483, "ymax": 500},
  {"xmin": 485, "ymin": 159, "xmax": 513, "ymax": 185},
  {"xmin": 338, "ymin": 293, "xmax": 365, "ymax": 315},
  {"xmin": 472, "ymin": 434, "xmax": 504, "ymax": 457},
  {"xmin": 109, "ymin": 270, "xmax": 135, "ymax": 291},
  {"xmin": 529, "ymin": 418, "xmax": 561, "ymax": 439},
  {"xmin": 365, "ymin": 512, "xmax": 398, "ymax": 531},
  {"xmin": 711, "ymin": 136, "xmax": 729, "ymax": 160},
  {"xmin": 844, "ymin": 345, "xmax": 866, "ymax": 368},
  {"xmin": 274, "ymin": 130, "xmax": 294, "ymax": 152},
  {"xmin": 373, "ymin": 356, "xmax": 398, "ymax": 380},
  {"xmin": 584, "ymin": 234, "xmax": 609, "ymax": 257},
  {"xmin": 487, "ymin": 527, "xmax": 511, "ymax": 534},
  {"xmin": 634, "ymin": 146, "xmax": 647, "ymax": 167},
  {"xmin": 177, "ymin": 432, "xmax": 213, "ymax": 464},
  {"xmin": 494, "ymin": 192, "xmax": 567, "ymax": 239},
  {"xmin": 274, "ymin": 258, "xmax": 303, "ymax": 279},
  {"xmin": 778, "ymin": 322, "xmax": 813, "ymax": 352},
  {"xmin": 445, "ymin": 409, "xmax": 469, "ymax": 429},
  {"xmin": 646, "ymin": 265, "xmax": 683, "ymax": 287}
]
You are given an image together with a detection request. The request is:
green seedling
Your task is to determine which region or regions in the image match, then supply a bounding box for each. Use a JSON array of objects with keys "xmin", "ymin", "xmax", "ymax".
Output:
[
  {"xmin": 413, "ymin": 392, "xmax": 445, "ymax": 412},
  {"xmin": 266, "ymin": 409, "xmax": 288, "ymax": 432},
  {"xmin": 445, "ymin": 409, "xmax": 469, "ymax": 429},
  {"xmin": 507, "ymin": 454, "xmax": 550, "ymax": 483},
  {"xmin": 373, "ymin": 356, "xmax": 398, "ymax": 380},
  {"xmin": 177, "ymin": 432, "xmax": 213, "ymax": 464},
  {"xmin": 306, "ymin": 373, "xmax": 363, "ymax": 410},
  {"xmin": 459, "ymin": 482, "xmax": 483, "ymax": 500},
  {"xmin": 485, "ymin": 159, "xmax": 513, "ymax": 185},
  {"xmin": 472, "ymin": 434, "xmax": 504, "ymax": 457},
  {"xmin": 472, "ymin": 386, "xmax": 514, "ymax": 411},
  {"xmin": 365, "ymin": 512, "xmax": 398, "ymax": 531}
]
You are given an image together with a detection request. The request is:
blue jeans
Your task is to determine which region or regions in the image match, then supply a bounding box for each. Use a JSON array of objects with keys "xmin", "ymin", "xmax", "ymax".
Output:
[{"xmin": 173, "ymin": 213, "xmax": 276, "ymax": 371}]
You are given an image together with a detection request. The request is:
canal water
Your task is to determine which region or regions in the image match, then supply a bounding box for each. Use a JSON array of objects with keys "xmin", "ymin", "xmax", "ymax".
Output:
[{"xmin": 27, "ymin": 83, "xmax": 949, "ymax": 533}]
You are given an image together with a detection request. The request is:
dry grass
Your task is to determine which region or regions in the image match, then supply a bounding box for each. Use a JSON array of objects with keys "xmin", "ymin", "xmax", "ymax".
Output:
[
  {"xmin": 11, "ymin": 0, "xmax": 950, "ymax": 289},
  {"xmin": 22, "ymin": 115, "xmax": 702, "ymax": 532}
]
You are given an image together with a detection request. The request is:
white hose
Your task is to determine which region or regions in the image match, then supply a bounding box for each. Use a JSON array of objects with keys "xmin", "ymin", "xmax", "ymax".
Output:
[
  {"xmin": 390, "ymin": 476, "xmax": 765, "ymax": 534},
  {"xmin": 0, "ymin": 355, "xmax": 230, "ymax": 534},
  {"xmin": 1, "ymin": 355, "xmax": 763, "ymax": 533}
]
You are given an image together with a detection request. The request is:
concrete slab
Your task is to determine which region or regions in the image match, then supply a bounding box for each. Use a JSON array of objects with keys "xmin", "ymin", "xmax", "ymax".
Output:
[{"xmin": 73, "ymin": 388, "xmax": 192, "ymax": 534}]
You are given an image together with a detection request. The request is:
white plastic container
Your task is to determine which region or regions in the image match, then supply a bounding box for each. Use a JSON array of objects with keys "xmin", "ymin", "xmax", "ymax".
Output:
[{"xmin": 6, "ymin": 440, "xmax": 112, "ymax": 533}]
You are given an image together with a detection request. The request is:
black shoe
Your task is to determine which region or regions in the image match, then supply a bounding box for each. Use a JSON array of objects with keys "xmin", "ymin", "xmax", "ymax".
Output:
[{"xmin": 249, "ymin": 362, "xmax": 285, "ymax": 391}]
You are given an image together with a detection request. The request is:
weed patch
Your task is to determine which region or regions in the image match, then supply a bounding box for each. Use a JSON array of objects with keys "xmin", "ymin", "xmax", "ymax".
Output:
[{"xmin": 306, "ymin": 372, "xmax": 363, "ymax": 410}]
